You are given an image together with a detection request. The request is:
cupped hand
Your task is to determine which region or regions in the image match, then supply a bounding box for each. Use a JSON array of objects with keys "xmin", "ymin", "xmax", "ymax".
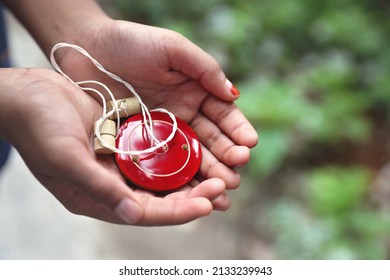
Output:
[
  {"xmin": 57, "ymin": 19, "xmax": 258, "ymax": 190},
  {"xmin": 6, "ymin": 68, "xmax": 232, "ymax": 226}
]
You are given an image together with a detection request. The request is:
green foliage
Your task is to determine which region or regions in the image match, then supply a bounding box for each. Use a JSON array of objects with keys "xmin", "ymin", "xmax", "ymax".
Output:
[
  {"xmin": 307, "ymin": 166, "xmax": 370, "ymax": 217},
  {"xmin": 107, "ymin": 0, "xmax": 390, "ymax": 259},
  {"xmin": 267, "ymin": 167, "xmax": 390, "ymax": 259},
  {"xmin": 248, "ymin": 128, "xmax": 289, "ymax": 177}
]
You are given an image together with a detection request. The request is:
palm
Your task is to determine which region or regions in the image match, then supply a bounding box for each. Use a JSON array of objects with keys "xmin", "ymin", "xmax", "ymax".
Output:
[
  {"xmin": 58, "ymin": 21, "xmax": 253, "ymax": 186},
  {"xmin": 12, "ymin": 69, "xmax": 232, "ymax": 226},
  {"xmin": 42, "ymin": 20, "xmax": 257, "ymax": 225}
]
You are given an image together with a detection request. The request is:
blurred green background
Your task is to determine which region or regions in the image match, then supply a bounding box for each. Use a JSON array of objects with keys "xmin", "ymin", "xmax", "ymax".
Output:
[{"xmin": 102, "ymin": 0, "xmax": 390, "ymax": 259}]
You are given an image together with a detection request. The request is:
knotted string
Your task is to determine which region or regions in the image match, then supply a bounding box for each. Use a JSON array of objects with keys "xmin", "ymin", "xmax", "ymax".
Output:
[{"xmin": 50, "ymin": 42, "xmax": 178, "ymax": 156}]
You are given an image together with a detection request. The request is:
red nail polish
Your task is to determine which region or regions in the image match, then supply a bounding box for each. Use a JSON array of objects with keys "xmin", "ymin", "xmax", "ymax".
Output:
[
  {"xmin": 226, "ymin": 79, "xmax": 240, "ymax": 96},
  {"xmin": 231, "ymin": 84, "xmax": 240, "ymax": 96}
]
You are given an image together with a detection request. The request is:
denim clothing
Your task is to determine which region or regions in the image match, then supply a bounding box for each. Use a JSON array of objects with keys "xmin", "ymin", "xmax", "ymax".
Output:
[{"xmin": 0, "ymin": 5, "xmax": 12, "ymax": 170}]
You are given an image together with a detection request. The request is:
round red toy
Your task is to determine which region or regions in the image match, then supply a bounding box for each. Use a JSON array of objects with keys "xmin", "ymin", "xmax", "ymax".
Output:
[{"xmin": 115, "ymin": 112, "xmax": 202, "ymax": 192}]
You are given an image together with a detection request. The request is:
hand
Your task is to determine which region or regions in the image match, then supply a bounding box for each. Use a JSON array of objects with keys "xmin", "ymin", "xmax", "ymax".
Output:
[
  {"xmin": 56, "ymin": 20, "xmax": 258, "ymax": 192},
  {"xmin": 2, "ymin": 1, "xmax": 258, "ymax": 226},
  {"xmin": 3, "ymin": 68, "xmax": 232, "ymax": 226}
]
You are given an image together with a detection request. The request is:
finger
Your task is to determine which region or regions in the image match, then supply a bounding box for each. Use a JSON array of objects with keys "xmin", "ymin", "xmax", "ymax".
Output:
[
  {"xmin": 211, "ymin": 193, "xmax": 231, "ymax": 211},
  {"xmin": 166, "ymin": 178, "xmax": 225, "ymax": 200},
  {"xmin": 47, "ymin": 173, "xmax": 213, "ymax": 226},
  {"xmin": 166, "ymin": 178, "xmax": 229, "ymax": 210},
  {"xmin": 48, "ymin": 146, "xmax": 215, "ymax": 226},
  {"xmin": 198, "ymin": 145, "xmax": 241, "ymax": 190},
  {"xmin": 188, "ymin": 178, "xmax": 226, "ymax": 201},
  {"xmin": 39, "ymin": 138, "xmax": 144, "ymax": 219},
  {"xmin": 188, "ymin": 178, "xmax": 231, "ymax": 211},
  {"xmin": 120, "ymin": 178, "xmax": 226, "ymax": 225},
  {"xmin": 42, "ymin": 179, "xmax": 126, "ymax": 224},
  {"xmin": 68, "ymin": 147, "xmax": 214, "ymax": 226},
  {"xmin": 201, "ymin": 95, "xmax": 258, "ymax": 148},
  {"xmin": 116, "ymin": 194, "xmax": 212, "ymax": 226},
  {"xmin": 45, "ymin": 170, "xmax": 230, "ymax": 223},
  {"xmin": 191, "ymin": 112, "xmax": 251, "ymax": 167},
  {"xmin": 168, "ymin": 34, "xmax": 238, "ymax": 101}
]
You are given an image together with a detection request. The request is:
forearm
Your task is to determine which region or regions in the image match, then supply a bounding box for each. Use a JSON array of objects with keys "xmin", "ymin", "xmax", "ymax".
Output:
[{"xmin": 2, "ymin": 0, "xmax": 110, "ymax": 56}]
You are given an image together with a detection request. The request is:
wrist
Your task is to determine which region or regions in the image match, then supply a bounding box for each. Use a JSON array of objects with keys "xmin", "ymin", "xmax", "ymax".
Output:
[{"xmin": 3, "ymin": 0, "xmax": 111, "ymax": 56}]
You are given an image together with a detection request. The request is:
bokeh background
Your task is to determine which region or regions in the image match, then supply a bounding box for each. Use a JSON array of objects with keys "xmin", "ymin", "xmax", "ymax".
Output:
[{"xmin": 1, "ymin": 0, "xmax": 390, "ymax": 259}]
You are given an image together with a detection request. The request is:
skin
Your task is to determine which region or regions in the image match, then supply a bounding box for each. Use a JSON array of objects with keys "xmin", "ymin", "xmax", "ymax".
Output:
[{"xmin": 0, "ymin": 0, "xmax": 258, "ymax": 226}]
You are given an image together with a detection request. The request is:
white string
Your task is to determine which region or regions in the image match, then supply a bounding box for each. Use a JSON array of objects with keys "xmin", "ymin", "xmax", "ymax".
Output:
[{"xmin": 49, "ymin": 42, "xmax": 178, "ymax": 156}]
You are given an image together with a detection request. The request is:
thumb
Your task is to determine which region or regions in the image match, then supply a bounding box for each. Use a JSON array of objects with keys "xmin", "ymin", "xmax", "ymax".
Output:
[
  {"xmin": 44, "ymin": 146, "xmax": 145, "ymax": 223},
  {"xmin": 170, "ymin": 35, "xmax": 240, "ymax": 101}
]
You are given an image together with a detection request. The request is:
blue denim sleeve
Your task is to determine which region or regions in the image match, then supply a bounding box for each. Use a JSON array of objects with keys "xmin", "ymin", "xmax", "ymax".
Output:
[
  {"xmin": 0, "ymin": 4, "xmax": 12, "ymax": 170},
  {"xmin": 0, "ymin": 4, "xmax": 10, "ymax": 67}
]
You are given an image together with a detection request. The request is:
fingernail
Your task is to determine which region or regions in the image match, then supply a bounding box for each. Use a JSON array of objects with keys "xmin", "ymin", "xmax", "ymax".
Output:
[
  {"xmin": 225, "ymin": 79, "xmax": 240, "ymax": 97},
  {"xmin": 115, "ymin": 198, "xmax": 142, "ymax": 224}
]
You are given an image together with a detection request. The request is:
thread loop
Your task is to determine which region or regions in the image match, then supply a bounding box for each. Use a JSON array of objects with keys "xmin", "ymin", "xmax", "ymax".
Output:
[{"xmin": 50, "ymin": 42, "xmax": 178, "ymax": 156}]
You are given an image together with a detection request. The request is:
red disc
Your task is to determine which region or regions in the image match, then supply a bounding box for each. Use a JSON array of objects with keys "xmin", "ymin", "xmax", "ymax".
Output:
[{"xmin": 115, "ymin": 112, "xmax": 202, "ymax": 192}]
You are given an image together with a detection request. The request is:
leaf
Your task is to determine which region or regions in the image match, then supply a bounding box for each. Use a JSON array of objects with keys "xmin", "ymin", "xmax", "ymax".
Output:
[{"xmin": 306, "ymin": 166, "xmax": 372, "ymax": 217}]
